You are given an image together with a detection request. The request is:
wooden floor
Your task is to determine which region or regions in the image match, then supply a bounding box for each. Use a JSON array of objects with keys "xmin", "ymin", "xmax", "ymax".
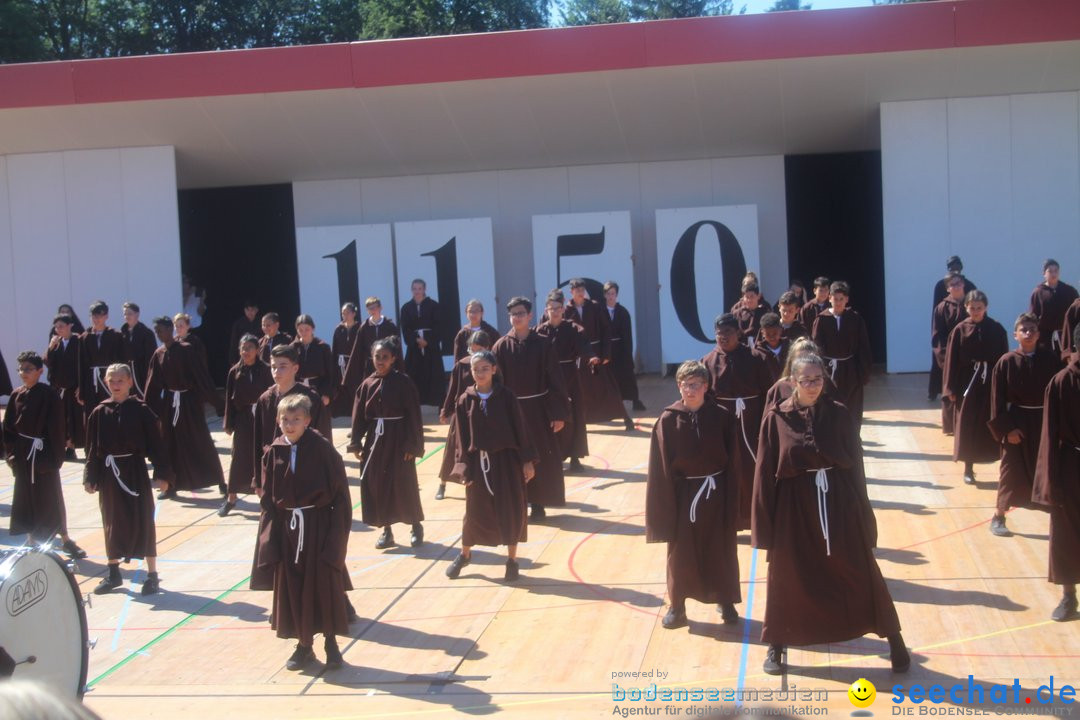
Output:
[{"xmin": 4, "ymin": 373, "xmax": 1077, "ymax": 718}]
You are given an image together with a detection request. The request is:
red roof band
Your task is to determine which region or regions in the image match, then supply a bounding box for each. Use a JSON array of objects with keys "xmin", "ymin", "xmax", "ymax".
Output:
[{"xmin": 1, "ymin": 0, "xmax": 1079, "ymax": 110}]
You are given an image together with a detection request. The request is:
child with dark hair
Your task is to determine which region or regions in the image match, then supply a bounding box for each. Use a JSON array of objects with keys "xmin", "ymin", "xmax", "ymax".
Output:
[
  {"xmin": 291, "ymin": 314, "xmax": 336, "ymax": 442},
  {"xmin": 221, "ymin": 334, "xmax": 273, "ymax": 516},
  {"xmin": 437, "ymin": 330, "xmax": 493, "ymax": 501}
]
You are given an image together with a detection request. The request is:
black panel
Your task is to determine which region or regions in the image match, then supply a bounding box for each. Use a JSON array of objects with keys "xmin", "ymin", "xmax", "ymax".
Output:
[
  {"xmin": 784, "ymin": 152, "xmax": 886, "ymax": 363},
  {"xmin": 178, "ymin": 184, "xmax": 299, "ymax": 384}
]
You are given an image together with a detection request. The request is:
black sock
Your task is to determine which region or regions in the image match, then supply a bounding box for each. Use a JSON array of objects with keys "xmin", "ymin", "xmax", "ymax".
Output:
[
  {"xmin": 108, "ymin": 565, "xmax": 122, "ymax": 582},
  {"xmin": 964, "ymin": 461, "xmax": 974, "ymax": 475}
]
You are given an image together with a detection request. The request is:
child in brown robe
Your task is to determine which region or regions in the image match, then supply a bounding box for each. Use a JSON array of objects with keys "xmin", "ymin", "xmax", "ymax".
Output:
[
  {"xmin": 437, "ymin": 330, "xmax": 492, "ymax": 501},
  {"xmin": 452, "ymin": 300, "xmax": 499, "ymax": 362},
  {"xmin": 1029, "ymin": 258, "xmax": 1079, "ymax": 356},
  {"xmin": 292, "ymin": 314, "xmax": 336, "ymax": 443},
  {"xmin": 943, "ymin": 290, "xmax": 1009, "ymax": 485},
  {"xmin": 257, "ymin": 394, "xmax": 351, "ymax": 671},
  {"xmin": 45, "ymin": 313, "xmax": 83, "ymax": 458},
  {"xmin": 566, "ymin": 279, "xmax": 629, "ymax": 429},
  {"xmin": 775, "ymin": 291, "xmax": 808, "ymax": 342},
  {"xmin": 752, "ymin": 312, "xmax": 789, "ymax": 384},
  {"xmin": 341, "ymin": 297, "xmax": 401, "ymax": 396},
  {"xmin": 3, "ymin": 351, "xmax": 85, "ymax": 558},
  {"xmin": 258, "ymin": 313, "xmax": 294, "ymax": 363},
  {"xmin": 1033, "ymin": 319, "xmax": 1080, "ymax": 622},
  {"xmin": 933, "ymin": 273, "xmax": 969, "ymax": 435},
  {"xmin": 987, "ymin": 313, "xmax": 1061, "ymax": 536},
  {"xmin": 221, "ymin": 334, "xmax": 273, "ymax": 516},
  {"xmin": 400, "ymin": 279, "xmax": 446, "ymax": 407},
  {"xmin": 77, "ymin": 301, "xmax": 127, "ymax": 423},
  {"xmin": 445, "ymin": 350, "xmax": 536, "ymax": 582},
  {"xmin": 753, "ymin": 353, "xmax": 908, "ymax": 675},
  {"xmin": 84, "ymin": 363, "xmax": 171, "ymax": 595},
  {"xmin": 646, "ymin": 360, "xmax": 740, "ymax": 629},
  {"xmin": 537, "ymin": 292, "xmax": 592, "ymax": 473},
  {"xmin": 348, "ymin": 337, "xmax": 425, "ymax": 549},
  {"xmin": 604, "ymin": 281, "xmax": 645, "ymax": 411},
  {"xmin": 799, "ymin": 277, "xmax": 831, "ymax": 331},
  {"xmin": 731, "ymin": 277, "xmax": 770, "ymax": 349},
  {"xmin": 810, "ymin": 281, "xmax": 873, "ymax": 429},
  {"xmin": 330, "ymin": 303, "xmax": 359, "ymax": 417}
]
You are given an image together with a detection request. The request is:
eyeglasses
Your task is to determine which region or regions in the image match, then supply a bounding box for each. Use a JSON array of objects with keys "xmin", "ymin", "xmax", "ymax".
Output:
[
  {"xmin": 509, "ymin": 311, "xmax": 529, "ymax": 318},
  {"xmin": 16, "ymin": 366, "xmax": 37, "ymax": 374},
  {"xmin": 679, "ymin": 381, "xmax": 706, "ymax": 392},
  {"xmin": 795, "ymin": 376, "xmax": 825, "ymax": 388}
]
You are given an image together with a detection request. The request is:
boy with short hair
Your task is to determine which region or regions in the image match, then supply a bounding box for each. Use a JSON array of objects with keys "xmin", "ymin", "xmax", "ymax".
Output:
[
  {"xmin": 77, "ymin": 301, "xmax": 127, "ymax": 422},
  {"xmin": 45, "ymin": 313, "xmax": 83, "ymax": 457},
  {"xmin": 258, "ymin": 313, "xmax": 293, "ymax": 363},
  {"xmin": 810, "ymin": 281, "xmax": 873, "ymax": 429},
  {"xmin": 799, "ymin": 277, "xmax": 831, "ymax": 329}
]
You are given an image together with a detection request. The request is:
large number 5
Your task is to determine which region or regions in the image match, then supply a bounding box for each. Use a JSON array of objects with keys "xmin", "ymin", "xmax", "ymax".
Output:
[
  {"xmin": 421, "ymin": 237, "xmax": 460, "ymax": 357},
  {"xmin": 669, "ymin": 221, "xmax": 747, "ymax": 342},
  {"xmin": 556, "ymin": 227, "xmax": 606, "ymax": 300}
]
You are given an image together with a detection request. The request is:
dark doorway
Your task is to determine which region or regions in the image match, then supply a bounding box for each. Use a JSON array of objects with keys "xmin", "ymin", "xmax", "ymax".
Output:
[
  {"xmin": 784, "ymin": 152, "xmax": 886, "ymax": 363},
  {"xmin": 178, "ymin": 184, "xmax": 299, "ymax": 384}
]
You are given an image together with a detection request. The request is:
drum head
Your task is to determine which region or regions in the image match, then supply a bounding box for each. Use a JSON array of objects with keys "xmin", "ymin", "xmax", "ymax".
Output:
[{"xmin": 0, "ymin": 550, "xmax": 89, "ymax": 697}]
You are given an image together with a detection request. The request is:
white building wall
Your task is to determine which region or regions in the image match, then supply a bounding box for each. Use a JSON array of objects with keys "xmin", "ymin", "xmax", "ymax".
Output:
[
  {"xmin": 0, "ymin": 146, "xmax": 181, "ymax": 392},
  {"xmin": 882, "ymin": 92, "xmax": 1080, "ymax": 373}
]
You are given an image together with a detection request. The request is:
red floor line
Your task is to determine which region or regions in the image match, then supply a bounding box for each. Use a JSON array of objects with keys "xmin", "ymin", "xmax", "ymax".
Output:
[{"xmin": 566, "ymin": 511, "xmax": 657, "ymax": 618}]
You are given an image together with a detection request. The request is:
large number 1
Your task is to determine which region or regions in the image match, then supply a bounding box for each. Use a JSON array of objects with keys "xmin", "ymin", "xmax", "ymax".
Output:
[
  {"xmin": 669, "ymin": 221, "xmax": 747, "ymax": 342},
  {"xmin": 322, "ymin": 240, "xmax": 359, "ymax": 309},
  {"xmin": 422, "ymin": 237, "xmax": 460, "ymax": 357}
]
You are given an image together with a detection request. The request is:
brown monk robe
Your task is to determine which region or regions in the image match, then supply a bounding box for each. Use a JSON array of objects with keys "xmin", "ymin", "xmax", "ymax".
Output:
[
  {"xmin": 811, "ymin": 307, "xmax": 873, "ymax": 428},
  {"xmin": 3, "ymin": 381, "xmax": 67, "ymax": 540},
  {"xmin": 224, "ymin": 358, "xmax": 273, "ymax": 494},
  {"xmin": 122, "ymin": 320, "xmax": 158, "ymax": 396},
  {"xmin": 493, "ymin": 327, "xmax": 570, "ymax": 511},
  {"xmin": 0, "ymin": 349, "xmax": 11, "ymax": 398},
  {"xmin": 250, "ymin": 382, "xmax": 324, "ymax": 590},
  {"xmin": 84, "ymin": 396, "xmax": 171, "ymax": 560},
  {"xmin": 78, "ymin": 325, "xmax": 127, "ymax": 419},
  {"xmin": 401, "ymin": 294, "xmax": 446, "ymax": 407},
  {"xmin": 453, "ymin": 321, "xmax": 499, "ymax": 361},
  {"xmin": 1030, "ymin": 276, "xmax": 1079, "ymax": 356},
  {"xmin": 606, "ymin": 300, "xmax": 641, "ymax": 406},
  {"xmin": 752, "ymin": 337, "xmax": 790, "ymax": 385},
  {"xmin": 565, "ymin": 297, "xmax": 625, "ymax": 423},
  {"xmin": 330, "ymin": 319, "xmax": 359, "ymax": 417},
  {"xmin": 701, "ymin": 325, "xmax": 774, "ymax": 530},
  {"xmin": 933, "ymin": 295, "xmax": 968, "ymax": 434},
  {"xmin": 536, "ymin": 315, "xmax": 591, "ymax": 464},
  {"xmin": 46, "ymin": 329, "xmax": 84, "ymax": 449},
  {"xmin": 451, "ymin": 384, "xmax": 535, "ymax": 548},
  {"xmin": 257, "ymin": 428, "xmax": 351, "ymax": 652},
  {"xmin": 259, "ymin": 331, "xmax": 294, "ymax": 363},
  {"xmin": 988, "ymin": 344, "xmax": 1060, "ymax": 534},
  {"xmin": 348, "ymin": 369, "xmax": 425, "ymax": 534},
  {"xmin": 438, "ymin": 355, "xmax": 477, "ymax": 486},
  {"xmin": 646, "ymin": 394, "xmax": 740, "ymax": 626},
  {"xmin": 731, "ymin": 297, "xmax": 770, "ymax": 348},
  {"xmin": 1033, "ymin": 357, "xmax": 1080, "ymax": 620},
  {"xmin": 1060, "ymin": 299, "xmax": 1080, "ymax": 364},
  {"xmin": 144, "ymin": 336, "xmax": 225, "ymax": 494},
  {"xmin": 943, "ymin": 316, "xmax": 1009, "ymax": 468},
  {"xmin": 763, "ymin": 373, "xmax": 837, "ymax": 409},
  {"xmin": 341, "ymin": 315, "xmax": 400, "ymax": 402},
  {"xmin": 930, "ymin": 272, "xmax": 976, "ymax": 399},
  {"xmin": 799, "ymin": 298, "xmax": 830, "ymax": 332},
  {"xmin": 753, "ymin": 397, "xmax": 904, "ymax": 664},
  {"xmin": 292, "ymin": 335, "xmax": 336, "ymax": 442}
]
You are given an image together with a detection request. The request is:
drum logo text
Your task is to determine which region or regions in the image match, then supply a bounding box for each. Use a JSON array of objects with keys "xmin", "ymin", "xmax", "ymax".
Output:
[{"xmin": 6, "ymin": 569, "xmax": 47, "ymax": 617}]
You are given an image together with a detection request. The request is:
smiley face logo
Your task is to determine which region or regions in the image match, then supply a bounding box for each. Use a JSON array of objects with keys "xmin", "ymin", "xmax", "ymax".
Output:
[{"xmin": 848, "ymin": 678, "xmax": 876, "ymax": 708}]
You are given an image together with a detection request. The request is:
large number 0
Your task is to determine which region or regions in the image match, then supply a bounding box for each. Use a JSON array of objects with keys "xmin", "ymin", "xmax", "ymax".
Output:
[
  {"xmin": 322, "ymin": 240, "xmax": 359, "ymax": 308},
  {"xmin": 421, "ymin": 237, "xmax": 460, "ymax": 357},
  {"xmin": 555, "ymin": 227, "xmax": 606, "ymax": 300},
  {"xmin": 669, "ymin": 221, "xmax": 747, "ymax": 343}
]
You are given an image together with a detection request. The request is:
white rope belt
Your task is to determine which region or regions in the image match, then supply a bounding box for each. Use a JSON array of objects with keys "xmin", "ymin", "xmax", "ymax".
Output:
[
  {"xmin": 1014, "ymin": 404, "xmax": 1043, "ymax": 410},
  {"xmin": 963, "ymin": 361, "xmax": 989, "ymax": 398},
  {"xmin": 91, "ymin": 366, "xmax": 110, "ymax": 396},
  {"xmin": 558, "ymin": 359, "xmax": 576, "ymax": 364},
  {"xmin": 480, "ymin": 450, "xmax": 494, "ymax": 496},
  {"xmin": 288, "ymin": 505, "xmax": 316, "ymax": 564},
  {"xmin": 1053, "ymin": 329, "xmax": 1062, "ymax": 352},
  {"xmin": 105, "ymin": 453, "xmax": 139, "ymax": 496},
  {"xmin": 823, "ymin": 355, "xmax": 853, "ymax": 382},
  {"xmin": 686, "ymin": 472, "xmax": 721, "ymax": 524},
  {"xmin": 360, "ymin": 416, "xmax": 404, "ymax": 480},
  {"xmin": 58, "ymin": 387, "xmax": 65, "ymax": 400},
  {"xmin": 299, "ymin": 378, "xmax": 311, "ymax": 388},
  {"xmin": 811, "ymin": 468, "xmax": 833, "ymax": 556},
  {"xmin": 169, "ymin": 389, "xmax": 186, "ymax": 426},
  {"xmin": 517, "ymin": 390, "xmax": 549, "ymax": 400},
  {"xmin": 338, "ymin": 354, "xmax": 348, "ymax": 372},
  {"xmin": 18, "ymin": 434, "xmax": 44, "ymax": 483},
  {"xmin": 417, "ymin": 328, "xmax": 431, "ymax": 355},
  {"xmin": 717, "ymin": 396, "xmax": 760, "ymax": 460}
]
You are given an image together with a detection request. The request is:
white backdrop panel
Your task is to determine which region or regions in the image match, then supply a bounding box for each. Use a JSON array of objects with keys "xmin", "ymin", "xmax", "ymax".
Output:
[
  {"xmin": 531, "ymin": 211, "xmax": 635, "ymax": 348},
  {"xmin": 655, "ymin": 205, "xmax": 760, "ymax": 364},
  {"xmin": 0, "ymin": 157, "xmax": 16, "ymax": 394},
  {"xmin": 295, "ymin": 224, "xmax": 395, "ymax": 342},
  {"xmin": 394, "ymin": 217, "xmax": 497, "ymax": 370},
  {"xmin": 6, "ymin": 152, "xmax": 71, "ymax": 361},
  {"xmin": 65, "ymin": 149, "xmax": 128, "ymax": 318}
]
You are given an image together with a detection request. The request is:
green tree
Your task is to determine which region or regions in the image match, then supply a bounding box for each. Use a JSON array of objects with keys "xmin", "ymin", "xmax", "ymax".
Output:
[
  {"xmin": 627, "ymin": 0, "xmax": 740, "ymax": 20},
  {"xmin": 447, "ymin": 0, "xmax": 551, "ymax": 33},
  {"xmin": 0, "ymin": 0, "xmax": 48, "ymax": 61},
  {"xmin": 560, "ymin": 0, "xmax": 630, "ymax": 26},
  {"xmin": 767, "ymin": 0, "xmax": 809, "ymax": 10},
  {"xmin": 360, "ymin": 0, "xmax": 446, "ymax": 38}
]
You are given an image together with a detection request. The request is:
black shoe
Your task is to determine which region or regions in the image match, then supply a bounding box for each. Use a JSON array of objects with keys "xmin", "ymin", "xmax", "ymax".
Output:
[
  {"xmin": 375, "ymin": 528, "xmax": 396, "ymax": 549},
  {"xmin": 410, "ymin": 523, "xmax": 424, "ymax": 548},
  {"xmin": 157, "ymin": 487, "xmax": 177, "ymax": 501},
  {"xmin": 989, "ymin": 515, "xmax": 1011, "ymax": 537},
  {"xmin": 1052, "ymin": 594, "xmax": 1079, "ymax": 622},
  {"xmin": 218, "ymin": 500, "xmax": 236, "ymax": 518},
  {"xmin": 568, "ymin": 458, "xmax": 584, "ymax": 473},
  {"xmin": 65, "ymin": 447, "xmax": 77, "ymax": 461},
  {"xmin": 530, "ymin": 504, "xmax": 546, "ymax": 521},
  {"xmin": 632, "ymin": 400, "xmax": 646, "ymax": 411},
  {"xmin": 435, "ymin": 483, "xmax": 446, "ymax": 500},
  {"xmin": 763, "ymin": 644, "xmax": 785, "ymax": 675},
  {"xmin": 218, "ymin": 483, "xmax": 227, "ymax": 496},
  {"xmin": 94, "ymin": 570, "xmax": 122, "ymax": 595},
  {"xmin": 624, "ymin": 419, "xmax": 636, "ymax": 432},
  {"xmin": 62, "ymin": 539, "xmax": 87, "ymax": 560},
  {"xmin": 888, "ymin": 633, "xmax": 911, "ymax": 673},
  {"xmin": 963, "ymin": 472, "xmax": 976, "ymax": 485},
  {"xmin": 324, "ymin": 638, "xmax": 343, "ymax": 669},
  {"xmin": 505, "ymin": 559, "xmax": 519, "ymax": 582},
  {"xmin": 446, "ymin": 553, "xmax": 470, "ymax": 579},
  {"xmin": 286, "ymin": 644, "xmax": 314, "ymax": 671},
  {"xmin": 661, "ymin": 606, "xmax": 688, "ymax": 629},
  {"xmin": 720, "ymin": 603, "xmax": 739, "ymax": 625},
  {"xmin": 141, "ymin": 573, "xmax": 160, "ymax": 596}
]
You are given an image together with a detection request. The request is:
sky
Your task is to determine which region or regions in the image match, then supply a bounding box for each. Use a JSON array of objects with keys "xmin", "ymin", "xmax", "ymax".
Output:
[{"xmin": 740, "ymin": 0, "xmax": 874, "ymax": 12}]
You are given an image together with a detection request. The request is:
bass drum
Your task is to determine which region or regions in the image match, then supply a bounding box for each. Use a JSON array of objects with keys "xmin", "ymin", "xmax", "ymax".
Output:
[{"xmin": 0, "ymin": 547, "xmax": 89, "ymax": 697}]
